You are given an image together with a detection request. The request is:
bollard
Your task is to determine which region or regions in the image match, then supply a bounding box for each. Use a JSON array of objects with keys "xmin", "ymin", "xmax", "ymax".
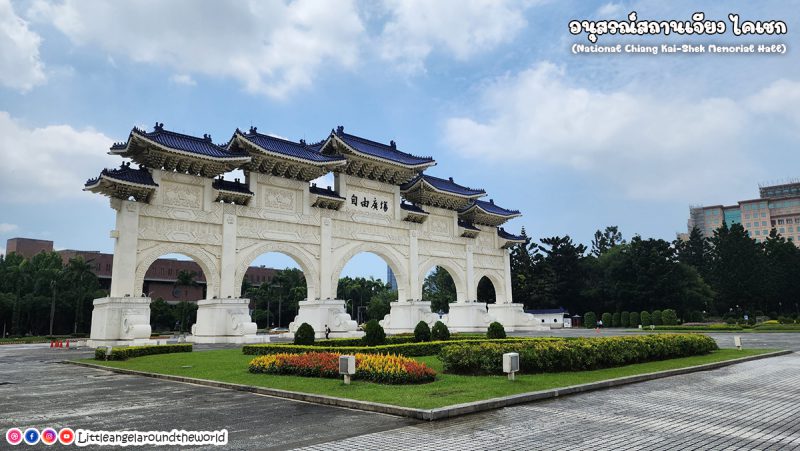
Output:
[{"xmin": 734, "ymin": 335, "xmax": 742, "ymax": 350}]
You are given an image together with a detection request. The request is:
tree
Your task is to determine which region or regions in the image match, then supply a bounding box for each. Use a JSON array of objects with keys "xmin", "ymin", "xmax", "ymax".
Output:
[
  {"xmin": 662, "ymin": 309, "xmax": 678, "ymax": 325},
  {"xmin": 640, "ymin": 311, "xmax": 652, "ymax": 327},
  {"xmin": 422, "ymin": 267, "xmax": 456, "ymax": 314},
  {"xmin": 629, "ymin": 311, "xmax": 640, "ymax": 328},
  {"xmin": 61, "ymin": 256, "xmax": 98, "ymax": 334},
  {"xmin": 591, "ymin": 226, "xmax": 625, "ymax": 257},
  {"xmin": 367, "ymin": 290, "xmax": 395, "ymax": 322},
  {"xmin": 174, "ymin": 270, "xmax": 198, "ymax": 332},
  {"xmin": 708, "ymin": 223, "xmax": 765, "ymax": 315},
  {"xmin": 762, "ymin": 230, "xmax": 800, "ymax": 316},
  {"xmin": 674, "ymin": 227, "xmax": 710, "ymax": 277},
  {"xmin": 584, "ymin": 311, "xmax": 597, "ymax": 328},
  {"xmin": 476, "ymin": 277, "xmax": 496, "ymax": 303},
  {"xmin": 651, "ymin": 310, "xmax": 663, "ymax": 325},
  {"xmin": 612, "ymin": 312, "xmax": 620, "ymax": 327},
  {"xmin": 530, "ymin": 236, "xmax": 589, "ymax": 312},
  {"xmin": 510, "ymin": 227, "xmax": 536, "ymax": 304}
]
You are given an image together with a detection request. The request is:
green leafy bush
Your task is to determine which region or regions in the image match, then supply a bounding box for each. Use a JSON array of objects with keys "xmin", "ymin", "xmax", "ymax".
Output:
[
  {"xmin": 612, "ymin": 312, "xmax": 621, "ymax": 328},
  {"xmin": 95, "ymin": 344, "xmax": 192, "ymax": 361},
  {"xmin": 601, "ymin": 312, "xmax": 612, "ymax": 327},
  {"xmin": 640, "ymin": 311, "xmax": 652, "ymax": 327},
  {"xmin": 584, "ymin": 312, "xmax": 597, "ymax": 328},
  {"xmin": 414, "ymin": 321, "xmax": 431, "ymax": 342},
  {"xmin": 690, "ymin": 310, "xmax": 704, "ymax": 322},
  {"xmin": 362, "ymin": 319, "xmax": 386, "ymax": 346},
  {"xmin": 431, "ymin": 321, "xmax": 450, "ymax": 341},
  {"xmin": 662, "ymin": 309, "xmax": 678, "ymax": 326},
  {"xmin": 629, "ymin": 311, "xmax": 640, "ymax": 328},
  {"xmin": 439, "ymin": 334, "xmax": 718, "ymax": 375},
  {"xmin": 652, "ymin": 324, "xmax": 742, "ymax": 331},
  {"xmin": 621, "ymin": 311, "xmax": 630, "ymax": 328},
  {"xmin": 294, "ymin": 323, "xmax": 315, "ymax": 346},
  {"xmin": 651, "ymin": 310, "xmax": 662, "ymax": 325},
  {"xmin": 487, "ymin": 322, "xmax": 506, "ymax": 339}
]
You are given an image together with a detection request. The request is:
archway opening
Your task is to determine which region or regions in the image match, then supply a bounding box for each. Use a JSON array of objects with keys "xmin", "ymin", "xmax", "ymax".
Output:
[
  {"xmin": 143, "ymin": 253, "xmax": 207, "ymax": 334},
  {"xmin": 477, "ymin": 276, "xmax": 497, "ymax": 304},
  {"xmin": 241, "ymin": 252, "xmax": 307, "ymax": 331},
  {"xmin": 337, "ymin": 252, "xmax": 397, "ymax": 324},
  {"xmin": 422, "ymin": 266, "xmax": 457, "ymax": 314}
]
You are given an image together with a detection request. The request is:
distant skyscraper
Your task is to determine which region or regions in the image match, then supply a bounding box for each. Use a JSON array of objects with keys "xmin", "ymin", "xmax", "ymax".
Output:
[
  {"xmin": 687, "ymin": 180, "xmax": 800, "ymax": 246},
  {"xmin": 387, "ymin": 266, "xmax": 398, "ymax": 290}
]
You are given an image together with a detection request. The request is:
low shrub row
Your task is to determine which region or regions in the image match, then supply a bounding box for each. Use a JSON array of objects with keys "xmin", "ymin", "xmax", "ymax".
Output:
[
  {"xmin": 586, "ymin": 309, "xmax": 679, "ymax": 328},
  {"xmin": 439, "ymin": 334, "xmax": 718, "ymax": 375},
  {"xmin": 652, "ymin": 324, "xmax": 743, "ymax": 331},
  {"xmin": 248, "ymin": 352, "xmax": 436, "ymax": 384},
  {"xmin": 243, "ymin": 338, "xmax": 554, "ymax": 357},
  {"xmin": 94, "ymin": 344, "xmax": 192, "ymax": 360}
]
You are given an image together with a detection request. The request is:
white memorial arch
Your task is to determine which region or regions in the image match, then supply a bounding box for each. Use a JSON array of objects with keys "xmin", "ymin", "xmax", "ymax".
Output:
[{"xmin": 85, "ymin": 123, "xmax": 545, "ymax": 346}]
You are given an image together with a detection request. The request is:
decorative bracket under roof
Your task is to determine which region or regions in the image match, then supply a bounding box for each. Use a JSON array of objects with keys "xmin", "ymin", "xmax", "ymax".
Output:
[{"xmin": 310, "ymin": 184, "xmax": 345, "ymax": 210}]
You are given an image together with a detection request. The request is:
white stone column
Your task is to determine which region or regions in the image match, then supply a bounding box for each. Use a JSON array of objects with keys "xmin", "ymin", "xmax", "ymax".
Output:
[
  {"xmin": 319, "ymin": 217, "xmax": 334, "ymax": 299},
  {"xmin": 465, "ymin": 244, "xmax": 475, "ymax": 303},
  {"xmin": 109, "ymin": 199, "xmax": 140, "ymax": 297},
  {"xmin": 407, "ymin": 230, "xmax": 419, "ymax": 301},
  {"xmin": 502, "ymin": 249, "xmax": 513, "ymax": 304},
  {"xmin": 218, "ymin": 212, "xmax": 236, "ymax": 299}
]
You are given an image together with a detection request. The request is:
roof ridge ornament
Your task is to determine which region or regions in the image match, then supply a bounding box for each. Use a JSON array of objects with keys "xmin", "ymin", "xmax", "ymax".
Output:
[
  {"xmin": 249, "ymin": 126, "xmax": 257, "ymax": 134},
  {"xmin": 390, "ymin": 140, "xmax": 396, "ymax": 149},
  {"xmin": 300, "ymin": 139, "xmax": 307, "ymax": 147},
  {"xmin": 336, "ymin": 125, "xmax": 344, "ymax": 136},
  {"xmin": 154, "ymin": 122, "xmax": 164, "ymax": 131},
  {"xmin": 203, "ymin": 133, "xmax": 212, "ymax": 142}
]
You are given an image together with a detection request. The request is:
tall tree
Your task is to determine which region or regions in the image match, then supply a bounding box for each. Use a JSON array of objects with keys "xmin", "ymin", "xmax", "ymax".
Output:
[
  {"xmin": 674, "ymin": 226, "xmax": 710, "ymax": 277},
  {"xmin": 708, "ymin": 223, "xmax": 765, "ymax": 315},
  {"xmin": 422, "ymin": 267, "xmax": 456, "ymax": 314},
  {"xmin": 530, "ymin": 236, "xmax": 589, "ymax": 311},
  {"xmin": 591, "ymin": 226, "xmax": 625, "ymax": 257},
  {"xmin": 61, "ymin": 256, "xmax": 99, "ymax": 334},
  {"xmin": 509, "ymin": 227, "xmax": 535, "ymax": 305}
]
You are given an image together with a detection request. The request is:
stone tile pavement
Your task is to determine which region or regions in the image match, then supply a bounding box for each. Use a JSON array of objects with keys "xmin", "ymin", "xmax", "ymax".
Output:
[{"xmin": 299, "ymin": 353, "xmax": 800, "ymax": 450}]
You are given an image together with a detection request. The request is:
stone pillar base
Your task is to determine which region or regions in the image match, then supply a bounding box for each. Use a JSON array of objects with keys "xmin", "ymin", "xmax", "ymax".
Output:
[
  {"xmin": 488, "ymin": 303, "xmax": 550, "ymax": 332},
  {"xmin": 88, "ymin": 297, "xmax": 153, "ymax": 348},
  {"xmin": 444, "ymin": 302, "xmax": 494, "ymax": 333},
  {"xmin": 189, "ymin": 298, "xmax": 268, "ymax": 344},
  {"xmin": 288, "ymin": 299, "xmax": 364, "ymax": 339},
  {"xmin": 379, "ymin": 301, "xmax": 440, "ymax": 334}
]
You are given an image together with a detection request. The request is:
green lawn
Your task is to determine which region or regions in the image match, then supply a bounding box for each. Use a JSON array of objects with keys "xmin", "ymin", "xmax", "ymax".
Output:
[{"xmin": 82, "ymin": 348, "xmax": 772, "ymax": 409}]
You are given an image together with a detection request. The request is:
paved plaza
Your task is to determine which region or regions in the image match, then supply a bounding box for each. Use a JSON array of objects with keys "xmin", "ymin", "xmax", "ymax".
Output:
[{"xmin": 0, "ymin": 332, "xmax": 798, "ymax": 450}]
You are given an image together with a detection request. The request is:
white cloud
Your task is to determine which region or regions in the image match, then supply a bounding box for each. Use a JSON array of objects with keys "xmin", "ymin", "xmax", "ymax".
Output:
[
  {"xmin": 0, "ymin": 111, "xmax": 117, "ymax": 203},
  {"xmin": 596, "ymin": 2, "xmax": 623, "ymax": 17},
  {"xmin": 378, "ymin": 0, "xmax": 533, "ymax": 73},
  {"xmin": 169, "ymin": 74, "xmax": 196, "ymax": 87},
  {"xmin": 29, "ymin": 0, "xmax": 365, "ymax": 99},
  {"xmin": 443, "ymin": 62, "xmax": 781, "ymax": 201},
  {"xmin": 0, "ymin": 223, "xmax": 18, "ymax": 233},
  {"xmin": 746, "ymin": 79, "xmax": 800, "ymax": 126},
  {"xmin": 0, "ymin": 0, "xmax": 45, "ymax": 91}
]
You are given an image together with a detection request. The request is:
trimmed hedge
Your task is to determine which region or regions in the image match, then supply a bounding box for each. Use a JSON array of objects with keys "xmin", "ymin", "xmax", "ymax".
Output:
[
  {"xmin": 487, "ymin": 322, "xmax": 506, "ymax": 339},
  {"xmin": 431, "ymin": 321, "xmax": 450, "ymax": 341},
  {"xmin": 305, "ymin": 333, "xmax": 481, "ymax": 348},
  {"xmin": 243, "ymin": 337, "xmax": 558, "ymax": 357},
  {"xmin": 95, "ymin": 344, "xmax": 192, "ymax": 361},
  {"xmin": 249, "ymin": 352, "xmax": 436, "ymax": 384},
  {"xmin": 584, "ymin": 312, "xmax": 597, "ymax": 328},
  {"xmin": 629, "ymin": 311, "xmax": 640, "ymax": 328},
  {"xmin": 652, "ymin": 324, "xmax": 742, "ymax": 331},
  {"xmin": 662, "ymin": 309, "xmax": 679, "ymax": 326},
  {"xmin": 414, "ymin": 321, "xmax": 431, "ymax": 342},
  {"xmin": 438, "ymin": 334, "xmax": 718, "ymax": 375},
  {"xmin": 294, "ymin": 323, "xmax": 315, "ymax": 345},
  {"xmin": 362, "ymin": 320, "xmax": 386, "ymax": 346}
]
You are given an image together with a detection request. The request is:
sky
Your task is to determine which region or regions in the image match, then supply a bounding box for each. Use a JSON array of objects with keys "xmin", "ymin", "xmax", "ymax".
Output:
[{"xmin": 0, "ymin": 0, "xmax": 798, "ymax": 281}]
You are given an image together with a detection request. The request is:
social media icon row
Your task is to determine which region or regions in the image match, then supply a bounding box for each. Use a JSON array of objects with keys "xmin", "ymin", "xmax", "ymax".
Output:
[{"xmin": 6, "ymin": 427, "xmax": 74, "ymax": 446}]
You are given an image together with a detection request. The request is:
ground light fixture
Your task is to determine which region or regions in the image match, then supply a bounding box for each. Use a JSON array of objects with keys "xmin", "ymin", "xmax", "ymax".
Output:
[
  {"xmin": 503, "ymin": 352, "xmax": 519, "ymax": 381},
  {"xmin": 339, "ymin": 355, "xmax": 356, "ymax": 384}
]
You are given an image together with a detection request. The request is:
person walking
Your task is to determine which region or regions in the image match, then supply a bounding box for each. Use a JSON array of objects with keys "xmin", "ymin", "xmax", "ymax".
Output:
[{"xmin": 325, "ymin": 324, "xmax": 331, "ymax": 339}]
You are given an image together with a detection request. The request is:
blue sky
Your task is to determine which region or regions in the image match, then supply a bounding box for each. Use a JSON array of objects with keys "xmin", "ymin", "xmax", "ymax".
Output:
[{"xmin": 0, "ymin": 0, "xmax": 798, "ymax": 281}]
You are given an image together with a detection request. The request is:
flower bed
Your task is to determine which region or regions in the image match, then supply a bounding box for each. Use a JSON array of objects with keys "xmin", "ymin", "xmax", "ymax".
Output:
[
  {"xmin": 439, "ymin": 334, "xmax": 718, "ymax": 375},
  {"xmin": 248, "ymin": 352, "xmax": 436, "ymax": 384}
]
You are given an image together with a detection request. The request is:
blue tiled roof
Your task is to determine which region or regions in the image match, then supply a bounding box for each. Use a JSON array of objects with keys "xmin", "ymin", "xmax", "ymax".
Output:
[
  {"xmin": 400, "ymin": 202, "xmax": 428, "ymax": 214},
  {"xmin": 310, "ymin": 184, "xmax": 344, "ymax": 199},
  {"xmin": 85, "ymin": 163, "xmax": 157, "ymax": 187},
  {"xmin": 112, "ymin": 123, "xmax": 249, "ymax": 160},
  {"xmin": 401, "ymin": 174, "xmax": 485, "ymax": 197},
  {"xmin": 458, "ymin": 220, "xmax": 480, "ymax": 231},
  {"xmin": 212, "ymin": 178, "xmax": 253, "ymax": 195},
  {"xmin": 332, "ymin": 126, "xmax": 435, "ymax": 167},
  {"xmin": 461, "ymin": 199, "xmax": 521, "ymax": 217},
  {"xmin": 236, "ymin": 127, "xmax": 345, "ymax": 164},
  {"xmin": 497, "ymin": 228, "xmax": 525, "ymax": 241}
]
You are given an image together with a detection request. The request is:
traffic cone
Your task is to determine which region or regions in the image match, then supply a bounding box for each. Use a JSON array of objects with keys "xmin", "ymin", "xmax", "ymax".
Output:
[
  {"xmin": 65, "ymin": 340, "xmax": 70, "ymax": 349},
  {"xmin": 50, "ymin": 340, "xmax": 54, "ymax": 348},
  {"xmin": 58, "ymin": 340, "xmax": 62, "ymax": 348}
]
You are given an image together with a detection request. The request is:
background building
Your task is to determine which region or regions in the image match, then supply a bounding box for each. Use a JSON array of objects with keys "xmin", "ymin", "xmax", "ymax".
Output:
[
  {"xmin": 5, "ymin": 237, "xmax": 278, "ymax": 303},
  {"xmin": 687, "ymin": 180, "xmax": 800, "ymax": 245}
]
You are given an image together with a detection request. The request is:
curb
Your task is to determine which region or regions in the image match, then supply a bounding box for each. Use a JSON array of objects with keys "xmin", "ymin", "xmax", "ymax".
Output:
[{"xmin": 66, "ymin": 349, "xmax": 793, "ymax": 421}]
